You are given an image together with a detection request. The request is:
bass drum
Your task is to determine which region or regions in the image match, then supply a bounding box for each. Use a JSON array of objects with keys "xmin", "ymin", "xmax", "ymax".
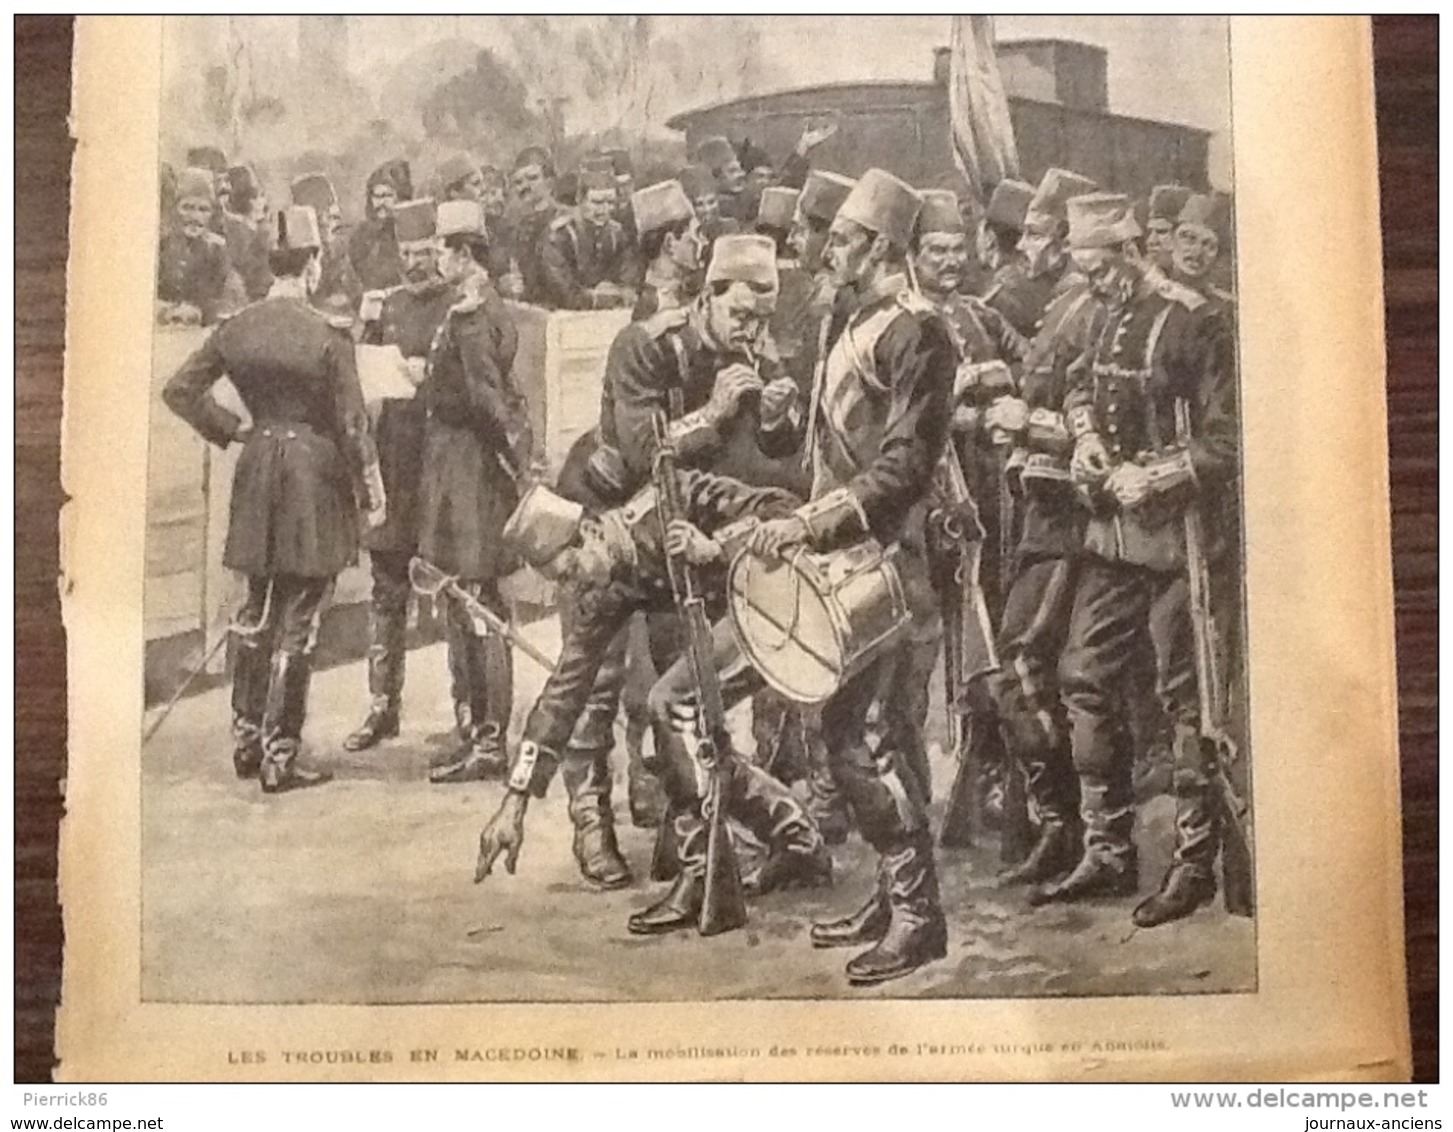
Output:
[{"xmin": 727, "ymin": 540, "xmax": 910, "ymax": 705}]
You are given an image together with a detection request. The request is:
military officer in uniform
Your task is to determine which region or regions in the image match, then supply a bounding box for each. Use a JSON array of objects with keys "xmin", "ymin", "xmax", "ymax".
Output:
[
  {"xmin": 978, "ymin": 211, "xmax": 1113, "ymax": 886},
  {"xmin": 343, "ymin": 199, "xmax": 463, "ymax": 753},
  {"xmin": 1143, "ymin": 185, "xmax": 1193, "ymax": 277},
  {"xmin": 156, "ymin": 166, "xmax": 238, "ymax": 326},
  {"xmin": 630, "ymin": 179, "xmax": 704, "ymax": 322},
  {"xmin": 1171, "ymin": 192, "xmax": 1235, "ymax": 312},
  {"xmin": 988, "ymin": 168, "xmax": 1097, "ymax": 340},
  {"xmin": 975, "ymin": 177, "xmax": 1034, "ymax": 302},
  {"xmin": 539, "ymin": 168, "xmax": 640, "ymax": 310},
  {"xmin": 348, "ymin": 159, "xmax": 413, "ymax": 293},
  {"xmin": 291, "ymin": 172, "xmax": 362, "ymax": 317},
  {"xmin": 417, "ymin": 200, "xmax": 533, "ymax": 784},
  {"xmin": 748, "ymin": 169, "xmax": 955, "ymax": 985},
  {"xmin": 1032, "ymin": 193, "xmax": 1239, "ymax": 927},
  {"xmin": 908, "ymin": 189, "xmax": 1027, "ymax": 804},
  {"xmin": 163, "ymin": 204, "xmax": 386, "ymax": 793}
]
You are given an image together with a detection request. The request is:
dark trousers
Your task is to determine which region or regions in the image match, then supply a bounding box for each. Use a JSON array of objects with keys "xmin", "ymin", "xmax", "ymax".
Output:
[
  {"xmin": 987, "ymin": 556, "xmax": 1081, "ymax": 825},
  {"xmin": 442, "ymin": 578, "xmax": 513, "ymax": 743},
  {"xmin": 231, "ymin": 574, "xmax": 330, "ymax": 758},
  {"xmin": 1058, "ymin": 559, "xmax": 1205, "ymax": 866}
]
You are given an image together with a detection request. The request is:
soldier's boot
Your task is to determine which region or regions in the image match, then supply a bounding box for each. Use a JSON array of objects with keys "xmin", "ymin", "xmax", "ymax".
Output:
[
  {"xmin": 628, "ymin": 812, "xmax": 707, "ymax": 935},
  {"xmin": 735, "ymin": 764, "xmax": 833, "ymax": 896},
  {"xmin": 230, "ymin": 638, "xmax": 270, "ymax": 779},
  {"xmin": 561, "ymin": 748, "xmax": 632, "ymax": 890},
  {"xmin": 259, "ymin": 653, "xmax": 331, "ymax": 794},
  {"xmin": 1028, "ymin": 778, "xmax": 1137, "ymax": 906},
  {"xmin": 624, "ymin": 706, "xmax": 667, "ymax": 829},
  {"xmin": 430, "ymin": 633, "xmax": 509, "ymax": 783},
  {"xmin": 1133, "ymin": 732, "xmax": 1218, "ymax": 928},
  {"xmin": 344, "ymin": 606, "xmax": 406, "ymax": 751},
  {"xmin": 810, "ymin": 865, "xmax": 890, "ymax": 949},
  {"xmin": 844, "ymin": 832, "xmax": 948, "ymax": 987},
  {"xmin": 999, "ymin": 735, "xmax": 1083, "ymax": 887},
  {"xmin": 437, "ymin": 620, "xmax": 473, "ymax": 765}
]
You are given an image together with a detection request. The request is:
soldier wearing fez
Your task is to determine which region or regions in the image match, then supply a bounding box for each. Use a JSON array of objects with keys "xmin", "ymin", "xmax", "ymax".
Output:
[
  {"xmin": 991, "ymin": 168, "xmax": 1098, "ymax": 340},
  {"xmin": 677, "ymin": 163, "xmax": 737, "ymax": 244},
  {"xmin": 290, "ymin": 172, "xmax": 361, "ymax": 316},
  {"xmin": 1171, "ymin": 192, "xmax": 1235, "ymax": 311},
  {"xmin": 415, "ymin": 199, "xmax": 532, "ymax": 784},
  {"xmin": 156, "ymin": 166, "xmax": 237, "ymax": 327},
  {"xmin": 437, "ymin": 153, "xmax": 518, "ymax": 294},
  {"xmin": 630, "ymin": 179, "xmax": 705, "ymax": 322},
  {"xmin": 221, "ymin": 165, "xmax": 274, "ymax": 303},
  {"xmin": 1030, "ymin": 193, "xmax": 1238, "ymax": 928},
  {"xmin": 694, "ymin": 135, "xmax": 751, "ymax": 224},
  {"xmin": 349, "ymin": 159, "xmax": 414, "ymax": 293},
  {"xmin": 343, "ymin": 199, "xmax": 463, "ymax": 753},
  {"xmin": 507, "ymin": 146, "xmax": 565, "ymax": 307},
  {"xmin": 163, "ymin": 204, "xmax": 386, "ymax": 793},
  {"xmin": 540, "ymin": 167, "xmax": 640, "ymax": 310},
  {"xmin": 748, "ymin": 170, "xmax": 955, "ymax": 985}
]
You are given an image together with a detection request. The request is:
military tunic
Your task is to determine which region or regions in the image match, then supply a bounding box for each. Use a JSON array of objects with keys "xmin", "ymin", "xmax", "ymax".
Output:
[
  {"xmin": 347, "ymin": 219, "xmax": 404, "ymax": 294},
  {"xmin": 417, "ymin": 278, "xmax": 529, "ymax": 581},
  {"xmin": 223, "ymin": 212, "xmax": 274, "ymax": 302},
  {"xmin": 507, "ymin": 204, "xmax": 564, "ymax": 308},
  {"xmin": 1057, "ymin": 276, "xmax": 1238, "ymax": 869},
  {"xmin": 163, "ymin": 295, "xmax": 377, "ymax": 578},
  {"xmin": 539, "ymin": 214, "xmax": 640, "ymax": 310}
]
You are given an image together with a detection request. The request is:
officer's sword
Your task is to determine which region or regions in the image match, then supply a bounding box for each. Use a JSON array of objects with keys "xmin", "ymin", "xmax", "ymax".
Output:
[{"xmin": 408, "ymin": 557, "xmax": 559, "ymax": 673}]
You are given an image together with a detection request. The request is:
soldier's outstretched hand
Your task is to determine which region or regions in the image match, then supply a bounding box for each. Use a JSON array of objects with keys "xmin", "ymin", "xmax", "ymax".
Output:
[{"xmin": 475, "ymin": 792, "xmax": 529, "ymax": 881}]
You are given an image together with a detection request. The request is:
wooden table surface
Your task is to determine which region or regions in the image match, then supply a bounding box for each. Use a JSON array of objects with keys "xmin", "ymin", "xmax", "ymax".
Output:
[{"xmin": 14, "ymin": 16, "xmax": 1438, "ymax": 1082}]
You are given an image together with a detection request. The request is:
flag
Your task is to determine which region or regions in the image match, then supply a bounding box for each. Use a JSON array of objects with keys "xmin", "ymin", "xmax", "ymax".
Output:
[{"xmin": 948, "ymin": 16, "xmax": 1020, "ymax": 200}]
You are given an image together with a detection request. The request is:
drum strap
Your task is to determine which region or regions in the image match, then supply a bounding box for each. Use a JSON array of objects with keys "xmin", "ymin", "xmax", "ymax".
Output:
[{"xmin": 666, "ymin": 332, "xmax": 689, "ymax": 421}]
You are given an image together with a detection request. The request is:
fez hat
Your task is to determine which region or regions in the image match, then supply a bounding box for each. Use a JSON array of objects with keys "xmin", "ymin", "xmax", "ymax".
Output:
[
  {"xmin": 186, "ymin": 146, "xmax": 228, "ymax": 174},
  {"xmin": 437, "ymin": 152, "xmax": 479, "ymax": 191},
  {"xmin": 705, "ymin": 234, "xmax": 779, "ymax": 291},
  {"xmin": 757, "ymin": 186, "xmax": 800, "ymax": 231},
  {"xmin": 695, "ymin": 135, "xmax": 738, "ymax": 171},
  {"xmin": 1066, "ymin": 193, "xmax": 1141, "ymax": 250},
  {"xmin": 798, "ymin": 170, "xmax": 856, "ymax": 224},
  {"xmin": 677, "ymin": 163, "xmax": 718, "ymax": 201},
  {"xmin": 436, "ymin": 199, "xmax": 484, "ymax": 237},
  {"xmin": 291, "ymin": 172, "xmax": 338, "ymax": 214},
  {"xmin": 836, "ymin": 168, "xmax": 923, "ymax": 250},
  {"xmin": 577, "ymin": 168, "xmax": 617, "ymax": 197},
  {"xmin": 916, "ymin": 189, "xmax": 965, "ymax": 236},
  {"xmin": 633, "ymin": 180, "xmax": 694, "ymax": 237},
  {"xmin": 393, "ymin": 198, "xmax": 438, "ymax": 244},
  {"xmin": 1026, "ymin": 168, "xmax": 1099, "ymax": 227},
  {"xmin": 737, "ymin": 139, "xmax": 773, "ymax": 173},
  {"xmin": 368, "ymin": 158, "xmax": 414, "ymax": 202},
  {"xmin": 175, "ymin": 166, "xmax": 217, "ymax": 205},
  {"xmin": 1177, "ymin": 192, "xmax": 1232, "ymax": 243},
  {"xmin": 602, "ymin": 147, "xmax": 633, "ymax": 177},
  {"xmin": 1149, "ymin": 184, "xmax": 1194, "ymax": 223},
  {"xmin": 503, "ymin": 485, "xmax": 585, "ymax": 570},
  {"xmin": 274, "ymin": 205, "xmax": 323, "ymax": 252},
  {"xmin": 225, "ymin": 165, "xmax": 261, "ymax": 206},
  {"xmin": 985, "ymin": 179, "xmax": 1035, "ymax": 233}
]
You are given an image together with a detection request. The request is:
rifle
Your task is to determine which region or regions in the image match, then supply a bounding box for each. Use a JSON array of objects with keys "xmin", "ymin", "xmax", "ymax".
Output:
[
  {"xmin": 651, "ymin": 412, "xmax": 747, "ymax": 936},
  {"xmin": 408, "ymin": 557, "xmax": 559, "ymax": 674},
  {"xmin": 1175, "ymin": 398, "xmax": 1254, "ymax": 918}
]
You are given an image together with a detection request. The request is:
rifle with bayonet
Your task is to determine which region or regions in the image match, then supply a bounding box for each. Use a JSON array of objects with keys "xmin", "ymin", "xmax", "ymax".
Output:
[
  {"xmin": 651, "ymin": 412, "xmax": 747, "ymax": 936},
  {"xmin": 1175, "ymin": 398, "xmax": 1254, "ymax": 918}
]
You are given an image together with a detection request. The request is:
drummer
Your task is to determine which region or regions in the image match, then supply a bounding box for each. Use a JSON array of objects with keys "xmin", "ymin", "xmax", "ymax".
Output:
[
  {"xmin": 473, "ymin": 479, "xmax": 831, "ymax": 924},
  {"xmin": 746, "ymin": 169, "xmax": 956, "ymax": 986}
]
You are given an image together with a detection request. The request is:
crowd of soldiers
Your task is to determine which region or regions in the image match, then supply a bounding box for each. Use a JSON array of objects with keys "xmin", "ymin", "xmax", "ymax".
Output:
[{"xmin": 161, "ymin": 125, "xmax": 1240, "ymax": 989}]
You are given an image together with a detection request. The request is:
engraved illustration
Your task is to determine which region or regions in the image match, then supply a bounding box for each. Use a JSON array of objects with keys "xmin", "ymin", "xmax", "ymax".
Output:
[{"xmin": 142, "ymin": 15, "xmax": 1252, "ymax": 1004}]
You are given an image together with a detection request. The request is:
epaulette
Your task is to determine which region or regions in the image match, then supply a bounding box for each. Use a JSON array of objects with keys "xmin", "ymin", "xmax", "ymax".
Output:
[
  {"xmin": 639, "ymin": 305, "xmax": 690, "ymax": 339},
  {"xmin": 1157, "ymin": 277, "xmax": 1207, "ymax": 312},
  {"xmin": 325, "ymin": 313, "xmax": 355, "ymax": 331},
  {"xmin": 896, "ymin": 289, "xmax": 937, "ymax": 316},
  {"xmin": 203, "ymin": 231, "xmax": 227, "ymax": 248}
]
